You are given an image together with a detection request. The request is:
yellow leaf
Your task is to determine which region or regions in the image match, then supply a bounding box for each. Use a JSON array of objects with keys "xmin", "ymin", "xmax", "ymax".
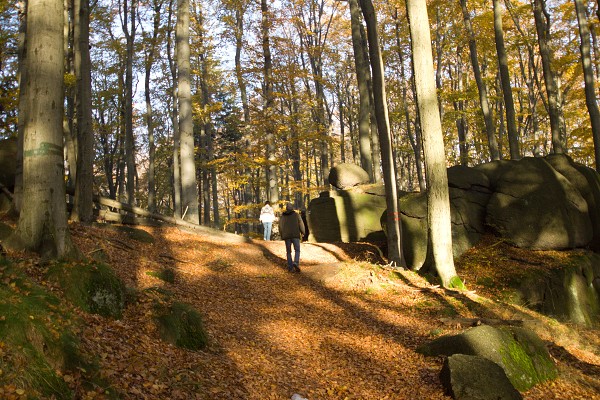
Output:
[{"xmin": 16, "ymin": 389, "xmax": 25, "ymax": 395}]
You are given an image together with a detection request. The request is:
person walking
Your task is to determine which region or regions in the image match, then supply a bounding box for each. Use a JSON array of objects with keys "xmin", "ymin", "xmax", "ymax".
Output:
[
  {"xmin": 259, "ymin": 201, "xmax": 275, "ymax": 241},
  {"xmin": 279, "ymin": 202, "xmax": 306, "ymax": 272}
]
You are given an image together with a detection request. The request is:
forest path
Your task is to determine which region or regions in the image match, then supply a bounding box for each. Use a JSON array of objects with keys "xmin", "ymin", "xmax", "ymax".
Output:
[{"xmin": 70, "ymin": 223, "xmax": 599, "ymax": 400}]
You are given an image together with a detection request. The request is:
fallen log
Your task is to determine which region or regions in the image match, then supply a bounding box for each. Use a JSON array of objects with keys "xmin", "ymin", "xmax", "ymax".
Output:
[{"xmin": 92, "ymin": 195, "xmax": 250, "ymax": 244}]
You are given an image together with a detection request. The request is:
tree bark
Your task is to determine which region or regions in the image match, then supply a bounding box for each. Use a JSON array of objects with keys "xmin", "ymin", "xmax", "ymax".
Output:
[
  {"xmin": 349, "ymin": 0, "xmax": 374, "ymax": 181},
  {"xmin": 261, "ymin": 0, "xmax": 279, "ymax": 204},
  {"xmin": 493, "ymin": 0, "xmax": 520, "ymax": 159},
  {"xmin": 459, "ymin": 0, "xmax": 500, "ymax": 160},
  {"xmin": 166, "ymin": 0, "xmax": 181, "ymax": 217},
  {"xmin": 177, "ymin": 0, "xmax": 200, "ymax": 223},
  {"xmin": 359, "ymin": 0, "xmax": 406, "ymax": 267},
  {"xmin": 73, "ymin": 0, "xmax": 94, "ymax": 222},
  {"xmin": 574, "ymin": 0, "xmax": 600, "ymax": 171},
  {"xmin": 122, "ymin": 0, "xmax": 137, "ymax": 205},
  {"xmin": 406, "ymin": 0, "xmax": 464, "ymax": 288},
  {"xmin": 8, "ymin": 0, "xmax": 76, "ymax": 258},
  {"xmin": 144, "ymin": 0, "xmax": 162, "ymax": 213},
  {"xmin": 532, "ymin": 0, "xmax": 566, "ymax": 154}
]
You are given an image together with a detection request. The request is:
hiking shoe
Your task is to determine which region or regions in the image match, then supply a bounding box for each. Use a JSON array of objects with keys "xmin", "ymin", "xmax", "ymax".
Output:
[{"xmin": 293, "ymin": 263, "xmax": 300, "ymax": 273}]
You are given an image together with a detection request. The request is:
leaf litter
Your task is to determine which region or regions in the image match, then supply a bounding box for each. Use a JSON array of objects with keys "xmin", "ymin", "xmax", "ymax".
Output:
[{"xmin": 6, "ymin": 222, "xmax": 600, "ymax": 399}]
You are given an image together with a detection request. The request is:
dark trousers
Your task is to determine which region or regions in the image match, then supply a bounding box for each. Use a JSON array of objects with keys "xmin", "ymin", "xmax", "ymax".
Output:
[{"xmin": 284, "ymin": 238, "xmax": 300, "ymax": 270}]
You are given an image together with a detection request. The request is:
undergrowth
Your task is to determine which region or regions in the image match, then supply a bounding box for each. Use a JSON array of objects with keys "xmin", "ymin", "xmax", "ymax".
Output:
[{"xmin": 0, "ymin": 258, "xmax": 115, "ymax": 398}]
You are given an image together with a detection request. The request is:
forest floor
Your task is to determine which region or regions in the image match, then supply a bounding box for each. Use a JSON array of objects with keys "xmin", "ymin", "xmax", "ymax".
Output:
[{"xmin": 5, "ymin": 220, "xmax": 600, "ymax": 399}]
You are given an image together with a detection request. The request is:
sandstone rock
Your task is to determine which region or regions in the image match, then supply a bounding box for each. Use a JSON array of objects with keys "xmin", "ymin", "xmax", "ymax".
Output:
[
  {"xmin": 440, "ymin": 354, "xmax": 522, "ymax": 400},
  {"xmin": 328, "ymin": 163, "xmax": 370, "ymax": 189},
  {"xmin": 484, "ymin": 157, "xmax": 592, "ymax": 250},
  {"xmin": 418, "ymin": 324, "xmax": 558, "ymax": 391}
]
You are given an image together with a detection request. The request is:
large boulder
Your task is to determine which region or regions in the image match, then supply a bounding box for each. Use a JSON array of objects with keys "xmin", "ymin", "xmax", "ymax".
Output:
[
  {"xmin": 387, "ymin": 166, "xmax": 491, "ymax": 270},
  {"xmin": 546, "ymin": 154, "xmax": 600, "ymax": 252},
  {"xmin": 328, "ymin": 163, "xmax": 370, "ymax": 189},
  {"xmin": 0, "ymin": 137, "xmax": 17, "ymax": 190},
  {"xmin": 418, "ymin": 324, "xmax": 558, "ymax": 391},
  {"xmin": 440, "ymin": 354, "xmax": 522, "ymax": 400},
  {"xmin": 515, "ymin": 251, "xmax": 600, "ymax": 326},
  {"xmin": 480, "ymin": 157, "xmax": 592, "ymax": 250},
  {"xmin": 307, "ymin": 186, "xmax": 387, "ymax": 243}
]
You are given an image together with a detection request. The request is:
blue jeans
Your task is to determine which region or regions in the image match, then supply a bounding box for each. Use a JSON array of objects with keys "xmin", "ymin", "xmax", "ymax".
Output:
[
  {"xmin": 263, "ymin": 222, "xmax": 272, "ymax": 240},
  {"xmin": 284, "ymin": 238, "xmax": 301, "ymax": 270}
]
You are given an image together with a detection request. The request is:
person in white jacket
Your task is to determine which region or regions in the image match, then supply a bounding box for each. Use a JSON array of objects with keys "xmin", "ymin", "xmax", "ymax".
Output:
[{"xmin": 259, "ymin": 201, "xmax": 275, "ymax": 240}]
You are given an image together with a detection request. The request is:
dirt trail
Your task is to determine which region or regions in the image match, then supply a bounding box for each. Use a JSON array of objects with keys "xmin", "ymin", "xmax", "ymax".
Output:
[{"xmin": 72, "ymin": 224, "xmax": 600, "ymax": 400}]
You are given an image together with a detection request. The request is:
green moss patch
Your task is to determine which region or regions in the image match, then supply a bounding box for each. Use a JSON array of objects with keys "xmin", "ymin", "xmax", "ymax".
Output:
[
  {"xmin": 155, "ymin": 301, "xmax": 208, "ymax": 351},
  {"xmin": 47, "ymin": 261, "xmax": 126, "ymax": 319},
  {"xmin": 0, "ymin": 259, "xmax": 111, "ymax": 398},
  {"xmin": 146, "ymin": 268, "xmax": 176, "ymax": 284}
]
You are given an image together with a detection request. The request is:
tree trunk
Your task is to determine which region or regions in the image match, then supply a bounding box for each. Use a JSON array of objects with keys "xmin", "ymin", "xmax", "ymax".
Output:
[
  {"xmin": 73, "ymin": 0, "xmax": 94, "ymax": 222},
  {"xmin": 348, "ymin": 0, "xmax": 374, "ymax": 181},
  {"xmin": 167, "ymin": 0, "xmax": 181, "ymax": 217},
  {"xmin": 493, "ymin": 0, "xmax": 520, "ymax": 159},
  {"xmin": 532, "ymin": 0, "xmax": 566, "ymax": 154},
  {"xmin": 574, "ymin": 0, "xmax": 600, "ymax": 171},
  {"xmin": 176, "ymin": 0, "xmax": 199, "ymax": 223},
  {"xmin": 261, "ymin": 0, "xmax": 279, "ymax": 204},
  {"xmin": 7, "ymin": 0, "xmax": 76, "ymax": 258},
  {"xmin": 407, "ymin": 0, "xmax": 464, "ymax": 288},
  {"xmin": 145, "ymin": 0, "xmax": 161, "ymax": 213},
  {"xmin": 360, "ymin": 0, "xmax": 406, "ymax": 267},
  {"xmin": 459, "ymin": 0, "xmax": 500, "ymax": 160},
  {"xmin": 122, "ymin": 0, "xmax": 136, "ymax": 205},
  {"xmin": 14, "ymin": 0, "xmax": 28, "ymax": 214}
]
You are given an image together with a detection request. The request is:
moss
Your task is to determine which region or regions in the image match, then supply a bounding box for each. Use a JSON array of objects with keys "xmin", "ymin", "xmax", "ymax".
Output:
[
  {"xmin": 146, "ymin": 268, "xmax": 176, "ymax": 284},
  {"xmin": 499, "ymin": 338, "xmax": 536, "ymax": 391},
  {"xmin": 448, "ymin": 275, "xmax": 467, "ymax": 290},
  {"xmin": 155, "ymin": 302, "xmax": 208, "ymax": 351},
  {"xmin": 47, "ymin": 261, "xmax": 126, "ymax": 319},
  {"xmin": 0, "ymin": 259, "xmax": 115, "ymax": 398}
]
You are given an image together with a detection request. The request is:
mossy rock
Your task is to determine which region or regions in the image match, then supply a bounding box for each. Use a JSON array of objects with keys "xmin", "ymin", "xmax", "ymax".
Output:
[
  {"xmin": 155, "ymin": 302, "xmax": 208, "ymax": 350},
  {"xmin": 514, "ymin": 252, "xmax": 600, "ymax": 326},
  {"xmin": 0, "ymin": 259, "xmax": 113, "ymax": 398},
  {"xmin": 146, "ymin": 268, "xmax": 176, "ymax": 283},
  {"xmin": 417, "ymin": 324, "xmax": 557, "ymax": 391},
  {"xmin": 47, "ymin": 261, "xmax": 127, "ymax": 319}
]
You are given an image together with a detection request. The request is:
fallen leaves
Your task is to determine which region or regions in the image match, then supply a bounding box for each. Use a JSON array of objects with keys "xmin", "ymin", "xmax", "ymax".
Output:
[{"xmin": 2, "ymin": 220, "xmax": 598, "ymax": 399}]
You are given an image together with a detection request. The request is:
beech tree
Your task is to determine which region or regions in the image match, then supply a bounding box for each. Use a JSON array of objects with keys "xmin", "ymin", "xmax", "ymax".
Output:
[
  {"xmin": 406, "ymin": 0, "xmax": 464, "ymax": 288},
  {"xmin": 360, "ymin": 0, "xmax": 406, "ymax": 267},
  {"xmin": 72, "ymin": 0, "xmax": 94, "ymax": 222},
  {"xmin": 574, "ymin": 0, "xmax": 600, "ymax": 170},
  {"xmin": 7, "ymin": 0, "xmax": 76, "ymax": 258},
  {"xmin": 177, "ymin": 0, "xmax": 200, "ymax": 223},
  {"xmin": 459, "ymin": 0, "xmax": 500, "ymax": 161}
]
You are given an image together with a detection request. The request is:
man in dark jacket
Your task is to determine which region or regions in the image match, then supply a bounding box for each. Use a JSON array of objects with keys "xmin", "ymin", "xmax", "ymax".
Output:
[{"xmin": 279, "ymin": 202, "xmax": 306, "ymax": 272}]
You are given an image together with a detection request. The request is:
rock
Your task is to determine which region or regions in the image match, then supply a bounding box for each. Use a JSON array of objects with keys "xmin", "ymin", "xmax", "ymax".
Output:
[
  {"xmin": 391, "ymin": 171, "xmax": 491, "ymax": 270},
  {"xmin": 307, "ymin": 188, "xmax": 387, "ymax": 243},
  {"xmin": 418, "ymin": 325, "xmax": 558, "ymax": 391},
  {"xmin": 46, "ymin": 261, "xmax": 127, "ymax": 319},
  {"xmin": 516, "ymin": 251, "xmax": 600, "ymax": 326},
  {"xmin": 328, "ymin": 163, "xmax": 370, "ymax": 189},
  {"xmin": 547, "ymin": 154, "xmax": 600, "ymax": 252},
  {"xmin": 484, "ymin": 157, "xmax": 592, "ymax": 250},
  {"xmin": 155, "ymin": 301, "xmax": 208, "ymax": 350},
  {"xmin": 291, "ymin": 394, "xmax": 308, "ymax": 400},
  {"xmin": 440, "ymin": 354, "xmax": 522, "ymax": 400}
]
